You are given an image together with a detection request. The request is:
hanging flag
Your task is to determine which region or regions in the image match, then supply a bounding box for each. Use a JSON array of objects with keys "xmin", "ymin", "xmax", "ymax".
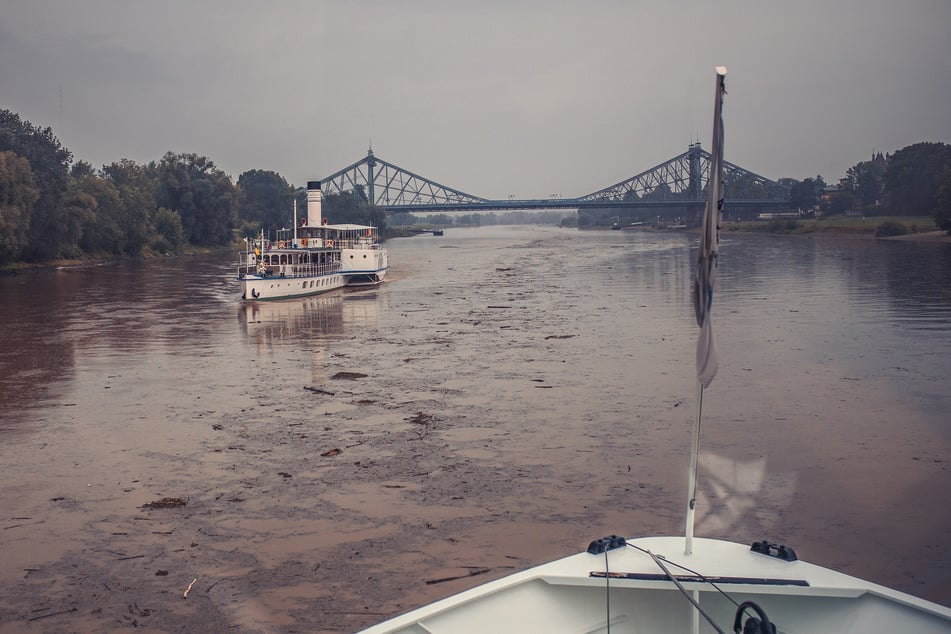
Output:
[{"xmin": 694, "ymin": 67, "xmax": 727, "ymax": 388}]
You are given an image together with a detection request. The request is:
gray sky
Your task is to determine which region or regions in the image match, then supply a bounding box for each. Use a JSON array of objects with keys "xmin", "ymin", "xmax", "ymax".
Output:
[{"xmin": 2, "ymin": 1, "xmax": 949, "ymax": 199}]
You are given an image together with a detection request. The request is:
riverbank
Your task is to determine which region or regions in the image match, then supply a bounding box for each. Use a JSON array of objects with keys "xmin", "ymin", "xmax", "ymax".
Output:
[
  {"xmin": 722, "ymin": 215, "xmax": 947, "ymax": 239},
  {"xmin": 880, "ymin": 230, "xmax": 951, "ymax": 242},
  {"xmin": 0, "ymin": 244, "xmax": 232, "ymax": 275},
  {"xmin": 605, "ymin": 215, "xmax": 951, "ymax": 242}
]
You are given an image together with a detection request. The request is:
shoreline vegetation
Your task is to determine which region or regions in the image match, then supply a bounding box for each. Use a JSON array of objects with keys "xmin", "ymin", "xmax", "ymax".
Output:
[
  {"xmin": 0, "ymin": 243, "xmax": 232, "ymax": 274},
  {"xmin": 731, "ymin": 214, "xmax": 951, "ymax": 242},
  {"xmin": 603, "ymin": 214, "xmax": 950, "ymax": 242},
  {"xmin": 6, "ymin": 216, "xmax": 946, "ymax": 275}
]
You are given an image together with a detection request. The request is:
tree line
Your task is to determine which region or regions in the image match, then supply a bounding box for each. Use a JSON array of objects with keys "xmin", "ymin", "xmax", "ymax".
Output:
[
  {"xmin": 3, "ymin": 106, "xmax": 950, "ymax": 266},
  {"xmin": 783, "ymin": 142, "xmax": 951, "ymax": 227},
  {"xmin": 0, "ymin": 109, "xmax": 386, "ymax": 266}
]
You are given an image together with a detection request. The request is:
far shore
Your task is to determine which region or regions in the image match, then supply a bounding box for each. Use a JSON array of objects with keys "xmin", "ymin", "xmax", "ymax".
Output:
[
  {"xmin": 878, "ymin": 229, "xmax": 951, "ymax": 243},
  {"xmin": 3, "ymin": 221, "xmax": 949, "ymax": 275}
]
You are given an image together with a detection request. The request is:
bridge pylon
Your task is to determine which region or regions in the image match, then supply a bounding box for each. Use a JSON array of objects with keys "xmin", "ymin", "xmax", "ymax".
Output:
[
  {"xmin": 321, "ymin": 148, "xmax": 487, "ymax": 208},
  {"xmin": 578, "ymin": 144, "xmax": 789, "ymax": 208}
]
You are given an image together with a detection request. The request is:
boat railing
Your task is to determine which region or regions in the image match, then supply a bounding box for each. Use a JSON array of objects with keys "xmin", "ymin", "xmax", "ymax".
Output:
[
  {"xmin": 331, "ymin": 237, "xmax": 377, "ymax": 250},
  {"xmin": 251, "ymin": 237, "xmax": 376, "ymax": 251},
  {"xmin": 238, "ymin": 258, "xmax": 341, "ymax": 279}
]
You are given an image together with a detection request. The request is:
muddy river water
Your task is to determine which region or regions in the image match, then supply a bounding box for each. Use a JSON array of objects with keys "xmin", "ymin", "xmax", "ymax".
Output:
[{"xmin": 1, "ymin": 226, "xmax": 949, "ymax": 632}]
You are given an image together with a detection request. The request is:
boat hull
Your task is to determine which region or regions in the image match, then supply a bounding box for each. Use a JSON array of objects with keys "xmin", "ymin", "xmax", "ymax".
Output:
[
  {"xmin": 357, "ymin": 536, "xmax": 951, "ymax": 634},
  {"xmin": 239, "ymin": 272, "xmax": 346, "ymax": 301}
]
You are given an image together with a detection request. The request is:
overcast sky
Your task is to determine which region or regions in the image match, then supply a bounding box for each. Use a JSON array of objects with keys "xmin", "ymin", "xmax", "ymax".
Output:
[{"xmin": 2, "ymin": 1, "xmax": 949, "ymax": 199}]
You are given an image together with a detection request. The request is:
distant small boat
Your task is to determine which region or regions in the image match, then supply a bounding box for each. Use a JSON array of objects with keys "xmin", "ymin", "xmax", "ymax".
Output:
[{"xmin": 432, "ymin": 229, "xmax": 444, "ymax": 236}]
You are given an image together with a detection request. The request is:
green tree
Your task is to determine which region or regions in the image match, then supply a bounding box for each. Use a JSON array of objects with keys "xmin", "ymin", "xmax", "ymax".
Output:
[
  {"xmin": 826, "ymin": 190, "xmax": 858, "ymax": 215},
  {"xmin": 236, "ymin": 169, "xmax": 295, "ymax": 232},
  {"xmin": 57, "ymin": 186, "xmax": 97, "ymax": 258},
  {"xmin": 0, "ymin": 150, "xmax": 39, "ymax": 263},
  {"xmin": 389, "ymin": 212, "xmax": 417, "ymax": 227},
  {"xmin": 788, "ymin": 177, "xmax": 824, "ymax": 211},
  {"xmin": 70, "ymin": 160, "xmax": 96, "ymax": 179},
  {"xmin": 151, "ymin": 207, "xmax": 185, "ymax": 254},
  {"xmin": 0, "ymin": 109, "xmax": 72, "ymax": 261},
  {"xmin": 352, "ymin": 184, "xmax": 369, "ymax": 205},
  {"xmin": 844, "ymin": 158, "xmax": 885, "ymax": 210},
  {"xmin": 883, "ymin": 142, "xmax": 951, "ymax": 216},
  {"xmin": 322, "ymin": 191, "xmax": 387, "ymax": 228},
  {"xmin": 724, "ymin": 173, "xmax": 769, "ymax": 200},
  {"xmin": 102, "ymin": 159, "xmax": 156, "ymax": 256},
  {"xmin": 644, "ymin": 183, "xmax": 673, "ymax": 201},
  {"xmin": 70, "ymin": 172, "xmax": 125, "ymax": 256},
  {"xmin": 934, "ymin": 168, "xmax": 951, "ymax": 234},
  {"xmin": 156, "ymin": 152, "xmax": 237, "ymax": 245}
]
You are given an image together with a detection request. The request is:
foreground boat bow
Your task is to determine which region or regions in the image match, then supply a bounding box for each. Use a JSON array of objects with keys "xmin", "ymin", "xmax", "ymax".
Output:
[{"xmin": 358, "ymin": 536, "xmax": 951, "ymax": 633}]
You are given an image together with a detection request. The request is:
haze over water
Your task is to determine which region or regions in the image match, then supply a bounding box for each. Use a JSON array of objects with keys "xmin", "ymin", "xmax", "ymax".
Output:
[{"xmin": 0, "ymin": 226, "xmax": 948, "ymax": 631}]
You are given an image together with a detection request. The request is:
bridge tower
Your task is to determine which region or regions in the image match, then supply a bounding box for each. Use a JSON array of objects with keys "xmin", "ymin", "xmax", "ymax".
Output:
[
  {"xmin": 688, "ymin": 142, "xmax": 703, "ymax": 202},
  {"xmin": 366, "ymin": 146, "xmax": 377, "ymax": 206}
]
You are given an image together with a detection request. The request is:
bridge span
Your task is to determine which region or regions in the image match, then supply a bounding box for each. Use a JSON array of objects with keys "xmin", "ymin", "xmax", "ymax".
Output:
[{"xmin": 319, "ymin": 144, "xmax": 790, "ymax": 215}]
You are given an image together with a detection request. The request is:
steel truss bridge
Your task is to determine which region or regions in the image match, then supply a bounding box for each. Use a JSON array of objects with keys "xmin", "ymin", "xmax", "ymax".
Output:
[{"xmin": 319, "ymin": 144, "xmax": 789, "ymax": 214}]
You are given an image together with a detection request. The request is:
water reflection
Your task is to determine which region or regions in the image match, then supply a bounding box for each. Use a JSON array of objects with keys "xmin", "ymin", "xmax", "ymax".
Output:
[
  {"xmin": 239, "ymin": 291, "xmax": 381, "ymax": 344},
  {"xmin": 718, "ymin": 235, "xmax": 951, "ymax": 332},
  {"xmin": 240, "ymin": 294, "xmax": 346, "ymax": 343}
]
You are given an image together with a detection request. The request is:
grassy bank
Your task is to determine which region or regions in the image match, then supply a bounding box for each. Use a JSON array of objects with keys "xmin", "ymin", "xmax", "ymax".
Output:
[
  {"xmin": 1, "ymin": 243, "xmax": 232, "ymax": 274},
  {"xmin": 723, "ymin": 215, "xmax": 939, "ymax": 236}
]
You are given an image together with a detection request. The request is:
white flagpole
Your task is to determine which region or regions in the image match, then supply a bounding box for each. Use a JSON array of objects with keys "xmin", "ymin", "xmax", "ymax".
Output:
[
  {"xmin": 685, "ymin": 381, "xmax": 704, "ymax": 555},
  {"xmin": 685, "ymin": 66, "xmax": 727, "ymax": 556}
]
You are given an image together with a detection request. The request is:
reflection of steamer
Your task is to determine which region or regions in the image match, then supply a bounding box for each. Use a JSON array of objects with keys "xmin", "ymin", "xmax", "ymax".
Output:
[
  {"xmin": 239, "ymin": 293, "xmax": 344, "ymax": 341},
  {"xmin": 237, "ymin": 181, "xmax": 389, "ymax": 301}
]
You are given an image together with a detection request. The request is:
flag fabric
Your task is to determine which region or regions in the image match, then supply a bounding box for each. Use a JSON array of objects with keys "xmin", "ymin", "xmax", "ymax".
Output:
[{"xmin": 694, "ymin": 67, "xmax": 727, "ymax": 388}]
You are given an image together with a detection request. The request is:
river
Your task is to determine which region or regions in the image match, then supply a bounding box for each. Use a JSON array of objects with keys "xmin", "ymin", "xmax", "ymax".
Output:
[{"xmin": 0, "ymin": 226, "xmax": 949, "ymax": 632}]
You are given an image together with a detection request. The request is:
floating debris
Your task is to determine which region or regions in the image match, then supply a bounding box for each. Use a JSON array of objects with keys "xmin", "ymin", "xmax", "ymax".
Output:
[
  {"xmin": 425, "ymin": 567, "xmax": 491, "ymax": 586},
  {"xmin": 140, "ymin": 497, "xmax": 187, "ymax": 509},
  {"xmin": 407, "ymin": 412, "xmax": 433, "ymax": 426},
  {"xmin": 331, "ymin": 372, "xmax": 368, "ymax": 380}
]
